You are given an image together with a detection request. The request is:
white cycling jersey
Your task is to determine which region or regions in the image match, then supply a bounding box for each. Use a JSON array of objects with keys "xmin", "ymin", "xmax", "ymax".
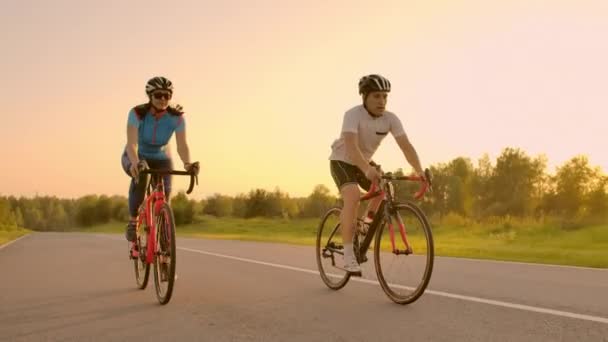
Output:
[{"xmin": 329, "ymin": 105, "xmax": 407, "ymax": 164}]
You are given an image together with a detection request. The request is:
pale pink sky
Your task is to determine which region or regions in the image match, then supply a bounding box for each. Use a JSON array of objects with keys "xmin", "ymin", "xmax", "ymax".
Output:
[{"xmin": 1, "ymin": 0, "xmax": 607, "ymax": 199}]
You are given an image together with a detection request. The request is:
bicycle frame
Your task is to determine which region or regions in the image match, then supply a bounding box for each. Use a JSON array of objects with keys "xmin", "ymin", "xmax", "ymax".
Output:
[
  {"xmin": 130, "ymin": 176, "xmax": 167, "ymax": 264},
  {"xmin": 130, "ymin": 166, "xmax": 198, "ymax": 264},
  {"xmin": 356, "ymin": 172, "xmax": 431, "ymax": 259}
]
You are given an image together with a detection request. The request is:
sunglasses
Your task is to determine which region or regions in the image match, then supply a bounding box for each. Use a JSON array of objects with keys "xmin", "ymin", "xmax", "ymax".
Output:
[{"xmin": 152, "ymin": 92, "xmax": 172, "ymax": 100}]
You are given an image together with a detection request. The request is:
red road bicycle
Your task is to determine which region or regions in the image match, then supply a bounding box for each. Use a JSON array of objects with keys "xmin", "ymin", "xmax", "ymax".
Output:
[
  {"xmin": 316, "ymin": 168, "xmax": 433, "ymax": 304},
  {"xmin": 129, "ymin": 162, "xmax": 199, "ymax": 305}
]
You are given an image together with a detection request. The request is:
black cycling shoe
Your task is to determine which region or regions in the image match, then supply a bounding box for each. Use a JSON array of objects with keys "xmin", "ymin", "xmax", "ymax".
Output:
[{"xmin": 125, "ymin": 221, "xmax": 137, "ymax": 242}]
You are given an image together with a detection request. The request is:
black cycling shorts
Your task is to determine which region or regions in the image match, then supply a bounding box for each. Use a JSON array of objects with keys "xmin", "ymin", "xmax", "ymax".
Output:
[{"xmin": 330, "ymin": 160, "xmax": 372, "ymax": 191}]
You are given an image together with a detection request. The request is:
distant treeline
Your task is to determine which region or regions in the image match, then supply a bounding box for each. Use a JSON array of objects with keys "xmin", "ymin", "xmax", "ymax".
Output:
[{"xmin": 1, "ymin": 148, "xmax": 606, "ymax": 231}]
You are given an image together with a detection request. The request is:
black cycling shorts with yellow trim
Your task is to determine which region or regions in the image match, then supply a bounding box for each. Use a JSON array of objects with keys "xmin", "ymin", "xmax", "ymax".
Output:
[{"xmin": 330, "ymin": 160, "xmax": 372, "ymax": 191}]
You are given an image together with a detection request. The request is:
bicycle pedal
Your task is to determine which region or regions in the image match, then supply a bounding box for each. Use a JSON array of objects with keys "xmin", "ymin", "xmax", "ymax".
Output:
[{"xmin": 394, "ymin": 248, "xmax": 413, "ymax": 255}]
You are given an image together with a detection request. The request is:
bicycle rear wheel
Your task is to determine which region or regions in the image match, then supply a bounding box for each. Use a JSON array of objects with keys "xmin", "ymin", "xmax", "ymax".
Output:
[
  {"xmin": 153, "ymin": 203, "xmax": 177, "ymax": 305},
  {"xmin": 316, "ymin": 207, "xmax": 351, "ymax": 290},
  {"xmin": 374, "ymin": 202, "xmax": 434, "ymax": 304}
]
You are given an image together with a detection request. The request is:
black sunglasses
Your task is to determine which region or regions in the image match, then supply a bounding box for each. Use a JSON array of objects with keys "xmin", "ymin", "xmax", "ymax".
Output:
[{"xmin": 152, "ymin": 92, "xmax": 172, "ymax": 100}]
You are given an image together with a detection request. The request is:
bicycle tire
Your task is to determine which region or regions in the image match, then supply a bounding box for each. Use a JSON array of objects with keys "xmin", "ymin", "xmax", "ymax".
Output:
[
  {"xmin": 133, "ymin": 219, "xmax": 150, "ymax": 289},
  {"xmin": 374, "ymin": 202, "xmax": 434, "ymax": 304},
  {"xmin": 316, "ymin": 207, "xmax": 351, "ymax": 290},
  {"xmin": 153, "ymin": 203, "xmax": 177, "ymax": 305}
]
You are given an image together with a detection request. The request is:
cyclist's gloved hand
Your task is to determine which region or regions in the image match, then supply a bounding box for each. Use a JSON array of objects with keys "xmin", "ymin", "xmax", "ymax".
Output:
[
  {"xmin": 184, "ymin": 161, "xmax": 200, "ymax": 176},
  {"xmin": 423, "ymin": 168, "xmax": 433, "ymax": 188},
  {"xmin": 138, "ymin": 160, "xmax": 149, "ymax": 171},
  {"xmin": 129, "ymin": 163, "xmax": 138, "ymax": 179},
  {"xmin": 416, "ymin": 168, "xmax": 433, "ymax": 192},
  {"xmin": 416, "ymin": 170, "xmax": 426, "ymax": 182},
  {"xmin": 365, "ymin": 166, "xmax": 382, "ymax": 182},
  {"xmin": 130, "ymin": 160, "xmax": 149, "ymax": 179}
]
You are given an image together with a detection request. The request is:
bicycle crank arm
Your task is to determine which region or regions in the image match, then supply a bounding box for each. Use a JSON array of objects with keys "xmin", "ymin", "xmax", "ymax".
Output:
[{"xmin": 324, "ymin": 246, "xmax": 345, "ymax": 256}]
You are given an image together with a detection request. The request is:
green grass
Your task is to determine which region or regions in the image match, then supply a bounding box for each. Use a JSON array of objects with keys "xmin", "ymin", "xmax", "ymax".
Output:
[
  {"xmin": 81, "ymin": 217, "xmax": 608, "ymax": 268},
  {"xmin": 86, "ymin": 218, "xmax": 320, "ymax": 245},
  {"xmin": 431, "ymin": 224, "xmax": 608, "ymax": 268},
  {"xmin": 0, "ymin": 228, "xmax": 31, "ymax": 246}
]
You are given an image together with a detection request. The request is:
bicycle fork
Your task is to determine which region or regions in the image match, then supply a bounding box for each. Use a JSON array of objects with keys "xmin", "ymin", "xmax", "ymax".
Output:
[{"xmin": 386, "ymin": 213, "xmax": 413, "ymax": 255}]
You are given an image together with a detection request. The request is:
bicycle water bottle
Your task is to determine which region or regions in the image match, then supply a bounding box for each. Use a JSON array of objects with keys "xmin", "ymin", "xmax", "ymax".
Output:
[{"xmin": 358, "ymin": 216, "xmax": 372, "ymax": 235}]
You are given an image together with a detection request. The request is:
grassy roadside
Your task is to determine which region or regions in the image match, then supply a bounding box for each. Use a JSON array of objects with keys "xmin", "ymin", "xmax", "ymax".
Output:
[
  {"xmin": 82, "ymin": 217, "xmax": 608, "ymax": 268},
  {"xmin": 0, "ymin": 229, "xmax": 31, "ymax": 246}
]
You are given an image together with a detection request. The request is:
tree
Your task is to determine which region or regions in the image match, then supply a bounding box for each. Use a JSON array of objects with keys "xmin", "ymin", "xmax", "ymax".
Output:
[
  {"xmin": 0, "ymin": 198, "xmax": 17, "ymax": 229},
  {"xmin": 110, "ymin": 196, "xmax": 129, "ymax": 221},
  {"xmin": 47, "ymin": 200, "xmax": 68, "ymax": 230},
  {"xmin": 421, "ymin": 164, "xmax": 449, "ymax": 218},
  {"xmin": 281, "ymin": 196, "xmax": 300, "ymax": 218},
  {"xmin": 171, "ymin": 192, "xmax": 195, "ymax": 224},
  {"xmin": 19, "ymin": 198, "xmax": 45, "ymax": 230},
  {"xmin": 13, "ymin": 207, "xmax": 24, "ymax": 227},
  {"xmin": 445, "ymin": 158, "xmax": 475, "ymax": 216},
  {"xmin": 203, "ymin": 194, "xmax": 234, "ymax": 217},
  {"xmin": 301, "ymin": 185, "xmax": 337, "ymax": 218},
  {"xmin": 471, "ymin": 154, "xmax": 493, "ymax": 218},
  {"xmin": 585, "ymin": 173, "xmax": 607, "ymax": 219},
  {"xmin": 95, "ymin": 195, "xmax": 113, "ymax": 224},
  {"xmin": 75, "ymin": 195, "xmax": 99, "ymax": 227},
  {"xmin": 553, "ymin": 156, "xmax": 595, "ymax": 216},
  {"xmin": 232, "ymin": 194, "xmax": 248, "ymax": 218},
  {"xmin": 244, "ymin": 189, "xmax": 272, "ymax": 218},
  {"xmin": 484, "ymin": 148, "xmax": 546, "ymax": 217}
]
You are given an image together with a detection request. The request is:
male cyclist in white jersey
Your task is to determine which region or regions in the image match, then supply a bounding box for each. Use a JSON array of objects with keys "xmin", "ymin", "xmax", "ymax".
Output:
[{"xmin": 329, "ymin": 74, "xmax": 426, "ymax": 275}]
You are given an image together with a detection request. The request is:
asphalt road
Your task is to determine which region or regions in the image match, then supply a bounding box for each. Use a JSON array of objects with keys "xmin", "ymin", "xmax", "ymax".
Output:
[{"xmin": 1, "ymin": 233, "xmax": 607, "ymax": 341}]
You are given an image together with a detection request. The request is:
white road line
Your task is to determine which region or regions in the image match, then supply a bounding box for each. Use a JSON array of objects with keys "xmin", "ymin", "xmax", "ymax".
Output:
[
  {"xmin": 178, "ymin": 246, "xmax": 608, "ymax": 325},
  {"xmin": 97, "ymin": 235, "xmax": 608, "ymax": 324},
  {"xmin": 437, "ymin": 255, "xmax": 606, "ymax": 271},
  {"xmin": 0, "ymin": 234, "xmax": 30, "ymax": 251}
]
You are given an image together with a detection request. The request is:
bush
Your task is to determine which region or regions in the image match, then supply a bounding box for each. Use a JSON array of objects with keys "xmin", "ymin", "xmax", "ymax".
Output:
[
  {"xmin": 440, "ymin": 212, "xmax": 470, "ymax": 227},
  {"xmin": 171, "ymin": 192, "xmax": 196, "ymax": 225}
]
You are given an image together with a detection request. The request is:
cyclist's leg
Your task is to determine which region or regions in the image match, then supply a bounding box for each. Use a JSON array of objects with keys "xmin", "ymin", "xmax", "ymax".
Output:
[
  {"xmin": 162, "ymin": 159, "xmax": 173, "ymax": 200},
  {"xmin": 365, "ymin": 197, "xmax": 382, "ymax": 218},
  {"xmin": 122, "ymin": 152, "xmax": 149, "ymax": 241},
  {"xmin": 164, "ymin": 173, "xmax": 172, "ymax": 200},
  {"xmin": 340, "ymin": 184, "xmax": 360, "ymax": 251},
  {"xmin": 330, "ymin": 160, "xmax": 363, "ymax": 273},
  {"xmin": 356, "ymin": 163, "xmax": 381, "ymax": 221}
]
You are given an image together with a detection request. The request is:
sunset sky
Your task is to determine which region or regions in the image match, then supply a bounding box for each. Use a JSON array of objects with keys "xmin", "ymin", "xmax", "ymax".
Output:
[{"xmin": 2, "ymin": 0, "xmax": 607, "ymax": 199}]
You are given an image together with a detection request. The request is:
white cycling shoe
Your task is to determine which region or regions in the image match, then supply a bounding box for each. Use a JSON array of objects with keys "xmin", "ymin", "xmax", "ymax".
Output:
[{"xmin": 343, "ymin": 258, "xmax": 362, "ymax": 276}]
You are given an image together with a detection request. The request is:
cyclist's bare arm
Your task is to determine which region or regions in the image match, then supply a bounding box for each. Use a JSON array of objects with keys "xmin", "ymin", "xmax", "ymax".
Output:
[
  {"xmin": 175, "ymin": 130, "xmax": 191, "ymax": 168},
  {"xmin": 126, "ymin": 125, "xmax": 139, "ymax": 165},
  {"xmin": 395, "ymin": 135, "xmax": 424, "ymax": 176},
  {"xmin": 344, "ymin": 132, "xmax": 380, "ymax": 179}
]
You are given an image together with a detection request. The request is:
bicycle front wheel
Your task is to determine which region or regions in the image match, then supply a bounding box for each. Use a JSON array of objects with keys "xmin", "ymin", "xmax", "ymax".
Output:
[
  {"xmin": 316, "ymin": 207, "xmax": 351, "ymax": 290},
  {"xmin": 133, "ymin": 233, "xmax": 150, "ymax": 289},
  {"xmin": 153, "ymin": 203, "xmax": 177, "ymax": 305},
  {"xmin": 374, "ymin": 202, "xmax": 434, "ymax": 304}
]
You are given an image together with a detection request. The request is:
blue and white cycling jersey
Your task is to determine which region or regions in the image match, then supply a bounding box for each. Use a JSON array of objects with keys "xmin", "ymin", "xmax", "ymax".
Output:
[{"xmin": 126, "ymin": 106, "xmax": 185, "ymax": 160}]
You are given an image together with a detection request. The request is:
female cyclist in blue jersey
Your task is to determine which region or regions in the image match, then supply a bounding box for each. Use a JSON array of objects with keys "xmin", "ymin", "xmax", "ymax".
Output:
[
  {"xmin": 329, "ymin": 74, "xmax": 427, "ymax": 274},
  {"xmin": 121, "ymin": 76, "xmax": 197, "ymax": 241}
]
